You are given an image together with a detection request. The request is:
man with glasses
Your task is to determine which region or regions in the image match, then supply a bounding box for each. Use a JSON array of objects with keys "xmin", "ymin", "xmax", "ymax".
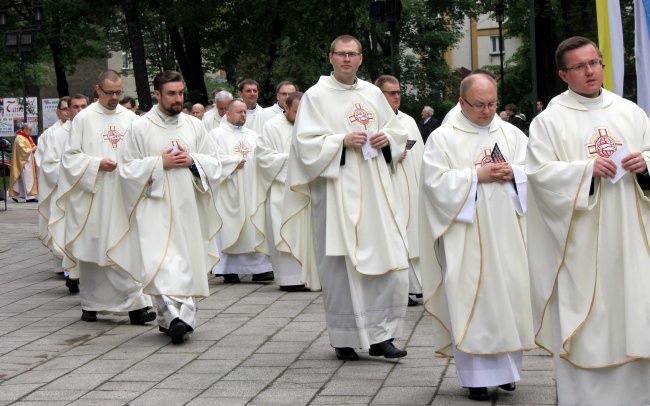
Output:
[
  {"xmin": 527, "ymin": 36, "xmax": 650, "ymax": 405},
  {"xmin": 52, "ymin": 70, "xmax": 155, "ymax": 324},
  {"xmin": 262, "ymin": 81, "xmax": 298, "ymax": 122},
  {"xmin": 36, "ymin": 96, "xmax": 69, "ymax": 167},
  {"xmin": 420, "ymin": 71, "xmax": 532, "ymax": 401},
  {"xmin": 282, "ymin": 35, "xmax": 410, "ymax": 361},
  {"xmin": 375, "ymin": 75, "xmax": 424, "ymax": 307}
]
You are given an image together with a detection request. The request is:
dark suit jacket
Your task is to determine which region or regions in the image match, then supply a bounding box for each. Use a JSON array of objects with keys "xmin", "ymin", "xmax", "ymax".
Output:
[{"xmin": 418, "ymin": 117, "xmax": 440, "ymax": 143}]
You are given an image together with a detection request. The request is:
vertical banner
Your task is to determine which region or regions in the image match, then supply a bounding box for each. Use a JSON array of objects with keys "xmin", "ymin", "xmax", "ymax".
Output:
[
  {"xmin": 596, "ymin": 0, "xmax": 624, "ymax": 95},
  {"xmin": 635, "ymin": 0, "xmax": 650, "ymax": 114},
  {"xmin": 42, "ymin": 98, "xmax": 60, "ymax": 130}
]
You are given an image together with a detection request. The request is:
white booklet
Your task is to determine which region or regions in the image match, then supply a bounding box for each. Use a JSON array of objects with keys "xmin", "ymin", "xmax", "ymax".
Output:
[
  {"xmin": 608, "ymin": 145, "xmax": 630, "ymax": 184},
  {"xmin": 361, "ymin": 130, "xmax": 379, "ymax": 160}
]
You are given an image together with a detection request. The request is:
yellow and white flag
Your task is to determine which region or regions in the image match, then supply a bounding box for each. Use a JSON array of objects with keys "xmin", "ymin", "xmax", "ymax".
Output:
[
  {"xmin": 596, "ymin": 0, "xmax": 624, "ymax": 95},
  {"xmin": 635, "ymin": 0, "xmax": 650, "ymax": 114}
]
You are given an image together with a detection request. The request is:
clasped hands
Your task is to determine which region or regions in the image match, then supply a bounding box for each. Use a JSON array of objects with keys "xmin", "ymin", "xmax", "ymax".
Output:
[
  {"xmin": 477, "ymin": 162, "xmax": 514, "ymax": 183},
  {"xmin": 162, "ymin": 144, "xmax": 193, "ymax": 169},
  {"xmin": 343, "ymin": 131, "xmax": 389, "ymax": 149},
  {"xmin": 593, "ymin": 152, "xmax": 647, "ymax": 178}
]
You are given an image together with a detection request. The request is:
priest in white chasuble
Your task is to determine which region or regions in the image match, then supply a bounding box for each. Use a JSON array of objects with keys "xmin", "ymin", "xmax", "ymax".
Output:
[
  {"xmin": 108, "ymin": 71, "xmax": 239, "ymax": 344},
  {"xmin": 281, "ymin": 35, "xmax": 409, "ymax": 361},
  {"xmin": 209, "ymin": 99, "xmax": 273, "ymax": 283},
  {"xmin": 420, "ymin": 72, "xmax": 534, "ymax": 401},
  {"xmin": 35, "ymin": 96, "xmax": 68, "ymax": 167},
  {"xmin": 375, "ymin": 75, "xmax": 425, "ymax": 307},
  {"xmin": 527, "ymin": 36, "xmax": 650, "ymax": 406},
  {"xmin": 51, "ymin": 70, "xmax": 155, "ymax": 325},
  {"xmin": 39, "ymin": 94, "xmax": 87, "ymax": 288},
  {"xmin": 254, "ymin": 92, "xmax": 319, "ymax": 292}
]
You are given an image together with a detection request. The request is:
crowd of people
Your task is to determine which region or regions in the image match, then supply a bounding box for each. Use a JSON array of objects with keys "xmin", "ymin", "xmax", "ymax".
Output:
[{"xmin": 9, "ymin": 34, "xmax": 650, "ymax": 405}]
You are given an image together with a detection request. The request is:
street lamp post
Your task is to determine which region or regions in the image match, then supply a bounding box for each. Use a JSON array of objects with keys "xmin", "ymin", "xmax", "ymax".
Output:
[
  {"xmin": 0, "ymin": 4, "xmax": 42, "ymax": 124},
  {"xmin": 369, "ymin": 0, "xmax": 402, "ymax": 76},
  {"xmin": 495, "ymin": 3, "xmax": 505, "ymax": 107},
  {"xmin": 0, "ymin": 3, "xmax": 42, "ymax": 210}
]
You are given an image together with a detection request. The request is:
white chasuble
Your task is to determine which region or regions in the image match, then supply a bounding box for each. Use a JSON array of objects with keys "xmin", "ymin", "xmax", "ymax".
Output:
[
  {"xmin": 35, "ymin": 119, "xmax": 63, "ymax": 167},
  {"xmin": 51, "ymin": 103, "xmax": 137, "ymax": 272},
  {"xmin": 108, "ymin": 106, "xmax": 238, "ymax": 298},
  {"xmin": 393, "ymin": 111, "xmax": 424, "ymax": 293},
  {"xmin": 420, "ymin": 113, "xmax": 534, "ymax": 359},
  {"xmin": 527, "ymin": 89, "xmax": 650, "ymax": 405},
  {"xmin": 282, "ymin": 75, "xmax": 409, "ymax": 276},
  {"xmin": 38, "ymin": 121, "xmax": 70, "ymax": 260},
  {"xmin": 209, "ymin": 121, "xmax": 269, "ymax": 256},
  {"xmin": 255, "ymin": 114, "xmax": 319, "ymax": 289},
  {"xmin": 245, "ymin": 104, "xmax": 266, "ymax": 135}
]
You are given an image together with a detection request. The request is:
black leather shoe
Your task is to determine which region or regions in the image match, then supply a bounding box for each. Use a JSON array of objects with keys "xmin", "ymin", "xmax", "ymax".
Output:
[
  {"xmin": 408, "ymin": 296, "xmax": 419, "ymax": 306},
  {"xmin": 65, "ymin": 277, "xmax": 79, "ymax": 294},
  {"xmin": 252, "ymin": 271, "xmax": 274, "ymax": 282},
  {"xmin": 498, "ymin": 382, "xmax": 516, "ymax": 391},
  {"xmin": 223, "ymin": 274, "xmax": 241, "ymax": 283},
  {"xmin": 11, "ymin": 197, "xmax": 18, "ymax": 203},
  {"xmin": 81, "ymin": 310, "xmax": 97, "ymax": 322},
  {"xmin": 159, "ymin": 326, "xmax": 169, "ymax": 335},
  {"xmin": 26, "ymin": 198, "xmax": 38, "ymax": 203},
  {"xmin": 369, "ymin": 339, "xmax": 407, "ymax": 358},
  {"xmin": 169, "ymin": 318, "xmax": 189, "ymax": 344},
  {"xmin": 279, "ymin": 284, "xmax": 309, "ymax": 292},
  {"xmin": 468, "ymin": 387, "xmax": 489, "ymax": 401},
  {"xmin": 335, "ymin": 347, "xmax": 359, "ymax": 361},
  {"xmin": 129, "ymin": 307, "xmax": 157, "ymax": 325}
]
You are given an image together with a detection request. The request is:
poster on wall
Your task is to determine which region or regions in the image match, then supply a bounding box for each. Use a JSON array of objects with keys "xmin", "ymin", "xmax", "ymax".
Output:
[
  {"xmin": 0, "ymin": 97, "xmax": 39, "ymax": 135},
  {"xmin": 42, "ymin": 98, "xmax": 59, "ymax": 130}
]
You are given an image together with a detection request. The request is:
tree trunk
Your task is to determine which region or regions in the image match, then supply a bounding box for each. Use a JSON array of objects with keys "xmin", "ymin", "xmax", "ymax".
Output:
[
  {"xmin": 49, "ymin": 40, "xmax": 69, "ymax": 97},
  {"xmin": 123, "ymin": 0, "xmax": 152, "ymax": 111},
  {"xmin": 182, "ymin": 24, "xmax": 208, "ymax": 105}
]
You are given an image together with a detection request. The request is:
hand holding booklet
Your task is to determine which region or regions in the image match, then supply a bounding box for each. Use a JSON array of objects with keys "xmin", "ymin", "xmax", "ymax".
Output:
[
  {"xmin": 608, "ymin": 144, "xmax": 630, "ymax": 184},
  {"xmin": 361, "ymin": 130, "xmax": 379, "ymax": 160}
]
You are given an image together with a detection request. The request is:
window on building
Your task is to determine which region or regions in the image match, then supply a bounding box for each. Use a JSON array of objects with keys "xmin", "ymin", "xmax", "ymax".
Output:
[
  {"xmin": 490, "ymin": 36, "xmax": 505, "ymax": 56},
  {"xmin": 122, "ymin": 52, "xmax": 129, "ymax": 70}
]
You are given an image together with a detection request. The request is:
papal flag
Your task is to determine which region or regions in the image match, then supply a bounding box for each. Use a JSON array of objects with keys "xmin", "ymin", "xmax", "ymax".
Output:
[
  {"xmin": 636, "ymin": 0, "xmax": 650, "ymax": 114},
  {"xmin": 596, "ymin": 0, "xmax": 624, "ymax": 96}
]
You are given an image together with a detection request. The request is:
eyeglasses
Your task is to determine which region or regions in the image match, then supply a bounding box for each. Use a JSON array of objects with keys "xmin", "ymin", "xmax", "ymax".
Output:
[
  {"xmin": 331, "ymin": 51, "xmax": 362, "ymax": 58},
  {"xmin": 563, "ymin": 59, "xmax": 605, "ymax": 73},
  {"xmin": 382, "ymin": 90, "xmax": 401, "ymax": 97},
  {"xmin": 98, "ymin": 85, "xmax": 124, "ymax": 97},
  {"xmin": 461, "ymin": 97, "xmax": 497, "ymax": 111}
]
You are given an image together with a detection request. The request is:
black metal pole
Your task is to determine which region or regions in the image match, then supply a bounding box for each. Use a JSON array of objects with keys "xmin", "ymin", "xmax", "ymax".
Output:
[
  {"xmin": 21, "ymin": 50, "xmax": 27, "ymax": 123},
  {"xmin": 529, "ymin": 0, "xmax": 538, "ymax": 118},
  {"xmin": 498, "ymin": 21, "xmax": 505, "ymax": 107}
]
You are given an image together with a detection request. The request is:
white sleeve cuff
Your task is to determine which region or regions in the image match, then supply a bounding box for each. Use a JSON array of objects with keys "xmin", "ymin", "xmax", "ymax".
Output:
[{"xmin": 456, "ymin": 169, "xmax": 478, "ymax": 224}]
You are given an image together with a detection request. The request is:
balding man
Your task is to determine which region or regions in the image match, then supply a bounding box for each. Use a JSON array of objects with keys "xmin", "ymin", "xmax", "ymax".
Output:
[
  {"xmin": 419, "ymin": 71, "xmax": 533, "ymax": 401},
  {"xmin": 209, "ymin": 99, "xmax": 273, "ymax": 283},
  {"xmin": 417, "ymin": 105, "xmax": 439, "ymax": 143},
  {"xmin": 203, "ymin": 90, "xmax": 232, "ymax": 132},
  {"xmin": 191, "ymin": 103, "xmax": 205, "ymax": 120}
]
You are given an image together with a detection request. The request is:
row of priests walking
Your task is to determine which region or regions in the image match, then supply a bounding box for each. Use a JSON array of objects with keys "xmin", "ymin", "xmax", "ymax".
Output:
[{"xmin": 34, "ymin": 34, "xmax": 650, "ymax": 406}]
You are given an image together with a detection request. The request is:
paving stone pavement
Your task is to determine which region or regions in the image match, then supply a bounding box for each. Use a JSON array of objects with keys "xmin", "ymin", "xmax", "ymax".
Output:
[{"xmin": 0, "ymin": 201, "xmax": 558, "ymax": 405}]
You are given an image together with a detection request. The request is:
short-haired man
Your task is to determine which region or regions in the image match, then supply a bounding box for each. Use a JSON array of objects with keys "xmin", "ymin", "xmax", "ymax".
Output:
[
  {"xmin": 417, "ymin": 105, "xmax": 439, "ymax": 143},
  {"xmin": 238, "ymin": 79, "xmax": 266, "ymax": 134},
  {"xmin": 9, "ymin": 122, "xmax": 38, "ymax": 202},
  {"xmin": 109, "ymin": 71, "xmax": 239, "ymax": 344},
  {"xmin": 375, "ymin": 75, "xmax": 424, "ymax": 307},
  {"xmin": 261, "ymin": 81, "xmax": 298, "ymax": 122},
  {"xmin": 51, "ymin": 69, "xmax": 155, "ymax": 324},
  {"xmin": 282, "ymin": 35, "xmax": 410, "ymax": 361},
  {"xmin": 505, "ymin": 103, "xmax": 525, "ymax": 131},
  {"xmin": 39, "ymin": 94, "xmax": 87, "ymax": 287},
  {"xmin": 191, "ymin": 103, "xmax": 205, "ymax": 120},
  {"xmin": 203, "ymin": 90, "xmax": 233, "ymax": 132},
  {"xmin": 420, "ymin": 71, "xmax": 533, "ymax": 401},
  {"xmin": 527, "ymin": 36, "xmax": 650, "ymax": 405},
  {"xmin": 36, "ymin": 96, "xmax": 69, "ymax": 166},
  {"xmin": 119, "ymin": 96, "xmax": 137, "ymax": 112},
  {"xmin": 255, "ymin": 92, "xmax": 317, "ymax": 291},
  {"xmin": 209, "ymin": 99, "xmax": 273, "ymax": 283}
]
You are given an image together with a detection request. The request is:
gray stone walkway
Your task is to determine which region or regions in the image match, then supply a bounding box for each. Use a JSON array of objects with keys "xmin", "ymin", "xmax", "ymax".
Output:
[{"xmin": 0, "ymin": 201, "xmax": 557, "ymax": 405}]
